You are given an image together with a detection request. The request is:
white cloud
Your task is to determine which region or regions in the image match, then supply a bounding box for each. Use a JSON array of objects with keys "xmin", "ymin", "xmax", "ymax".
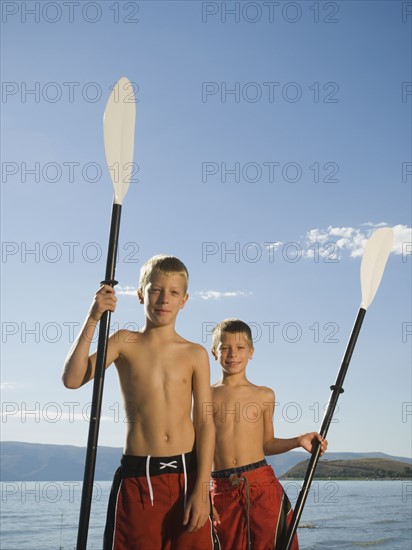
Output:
[
  {"xmin": 264, "ymin": 241, "xmax": 283, "ymax": 250},
  {"xmin": 392, "ymin": 224, "xmax": 412, "ymax": 255},
  {"xmin": 306, "ymin": 229, "xmax": 330, "ymax": 245},
  {"xmin": 0, "ymin": 382, "xmax": 21, "ymax": 390},
  {"xmin": 195, "ymin": 290, "xmax": 251, "ymax": 300},
  {"xmin": 116, "ymin": 285, "xmax": 138, "ymax": 296},
  {"xmin": 362, "ymin": 221, "xmax": 388, "ymax": 228},
  {"xmin": 303, "ymin": 223, "xmax": 411, "ymax": 259},
  {"xmin": 329, "ymin": 226, "xmax": 357, "ymax": 239},
  {"xmin": 116, "ymin": 287, "xmax": 252, "ymax": 301}
]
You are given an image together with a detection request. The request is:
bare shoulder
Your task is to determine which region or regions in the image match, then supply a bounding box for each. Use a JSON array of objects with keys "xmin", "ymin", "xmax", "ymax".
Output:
[
  {"xmin": 173, "ymin": 337, "xmax": 210, "ymax": 375},
  {"xmin": 178, "ymin": 338, "xmax": 209, "ymax": 358},
  {"xmin": 110, "ymin": 329, "xmax": 141, "ymax": 348},
  {"xmin": 188, "ymin": 342, "xmax": 209, "ymax": 368},
  {"xmin": 255, "ymin": 385, "xmax": 275, "ymax": 402},
  {"xmin": 188, "ymin": 340, "xmax": 208, "ymax": 355},
  {"xmin": 211, "ymin": 381, "xmax": 224, "ymax": 394},
  {"xmin": 108, "ymin": 330, "xmax": 144, "ymax": 362}
]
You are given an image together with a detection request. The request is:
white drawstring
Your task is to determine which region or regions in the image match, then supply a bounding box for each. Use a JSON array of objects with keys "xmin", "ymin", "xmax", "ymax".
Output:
[
  {"xmin": 160, "ymin": 460, "xmax": 178, "ymax": 469},
  {"xmin": 182, "ymin": 453, "xmax": 187, "ymax": 510},
  {"xmin": 146, "ymin": 455, "xmax": 154, "ymax": 507},
  {"xmin": 145, "ymin": 455, "xmax": 187, "ymax": 509}
]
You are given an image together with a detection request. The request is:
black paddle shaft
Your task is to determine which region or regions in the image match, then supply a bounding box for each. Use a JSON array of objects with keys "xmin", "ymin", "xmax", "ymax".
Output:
[
  {"xmin": 282, "ymin": 307, "xmax": 366, "ymax": 550},
  {"xmin": 76, "ymin": 203, "xmax": 122, "ymax": 550}
]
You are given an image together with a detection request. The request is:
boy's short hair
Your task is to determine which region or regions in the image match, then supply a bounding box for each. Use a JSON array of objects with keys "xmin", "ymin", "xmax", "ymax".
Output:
[
  {"xmin": 212, "ymin": 318, "xmax": 254, "ymax": 352},
  {"xmin": 138, "ymin": 255, "xmax": 189, "ymax": 292}
]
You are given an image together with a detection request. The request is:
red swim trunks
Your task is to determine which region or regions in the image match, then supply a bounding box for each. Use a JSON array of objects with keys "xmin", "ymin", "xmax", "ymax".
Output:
[
  {"xmin": 104, "ymin": 451, "xmax": 220, "ymax": 550},
  {"xmin": 211, "ymin": 460, "xmax": 299, "ymax": 550}
]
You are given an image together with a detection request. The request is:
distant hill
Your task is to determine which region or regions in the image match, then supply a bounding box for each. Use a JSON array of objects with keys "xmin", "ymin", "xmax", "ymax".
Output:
[
  {"xmin": 0, "ymin": 441, "xmax": 122, "ymax": 481},
  {"xmin": 267, "ymin": 451, "xmax": 411, "ymax": 477},
  {"xmin": 281, "ymin": 457, "xmax": 412, "ymax": 479},
  {"xmin": 1, "ymin": 442, "xmax": 411, "ymax": 481}
]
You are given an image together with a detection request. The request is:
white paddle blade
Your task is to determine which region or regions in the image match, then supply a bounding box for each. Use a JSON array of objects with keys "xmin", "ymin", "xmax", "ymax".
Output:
[
  {"xmin": 360, "ymin": 227, "xmax": 394, "ymax": 309},
  {"xmin": 103, "ymin": 77, "xmax": 136, "ymax": 205}
]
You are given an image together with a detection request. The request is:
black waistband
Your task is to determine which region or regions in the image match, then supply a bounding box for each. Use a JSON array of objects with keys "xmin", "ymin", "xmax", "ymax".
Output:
[
  {"xmin": 211, "ymin": 459, "xmax": 268, "ymax": 478},
  {"xmin": 120, "ymin": 450, "xmax": 197, "ymax": 477}
]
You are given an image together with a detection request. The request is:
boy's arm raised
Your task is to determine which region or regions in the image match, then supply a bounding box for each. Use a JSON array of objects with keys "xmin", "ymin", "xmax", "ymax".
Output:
[
  {"xmin": 62, "ymin": 285, "xmax": 119, "ymax": 389},
  {"xmin": 264, "ymin": 433, "xmax": 327, "ymax": 456},
  {"xmin": 262, "ymin": 388, "xmax": 327, "ymax": 456},
  {"xmin": 183, "ymin": 345, "xmax": 215, "ymax": 533}
]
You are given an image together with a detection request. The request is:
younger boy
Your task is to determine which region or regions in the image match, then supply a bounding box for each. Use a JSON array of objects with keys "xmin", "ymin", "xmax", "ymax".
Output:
[
  {"xmin": 210, "ymin": 318, "xmax": 327, "ymax": 550},
  {"xmin": 62, "ymin": 255, "xmax": 219, "ymax": 549}
]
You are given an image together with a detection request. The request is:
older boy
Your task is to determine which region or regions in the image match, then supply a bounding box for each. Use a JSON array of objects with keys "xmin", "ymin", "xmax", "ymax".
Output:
[
  {"xmin": 62, "ymin": 255, "xmax": 219, "ymax": 549},
  {"xmin": 210, "ymin": 318, "xmax": 327, "ymax": 550}
]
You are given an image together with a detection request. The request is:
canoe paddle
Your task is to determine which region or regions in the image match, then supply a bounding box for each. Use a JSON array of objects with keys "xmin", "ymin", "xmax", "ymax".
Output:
[
  {"xmin": 76, "ymin": 77, "xmax": 136, "ymax": 550},
  {"xmin": 282, "ymin": 226, "xmax": 394, "ymax": 550}
]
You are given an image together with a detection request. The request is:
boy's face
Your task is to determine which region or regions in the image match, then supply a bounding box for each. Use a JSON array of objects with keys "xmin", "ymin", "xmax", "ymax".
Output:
[
  {"xmin": 212, "ymin": 332, "xmax": 254, "ymax": 375},
  {"xmin": 138, "ymin": 271, "xmax": 188, "ymax": 326}
]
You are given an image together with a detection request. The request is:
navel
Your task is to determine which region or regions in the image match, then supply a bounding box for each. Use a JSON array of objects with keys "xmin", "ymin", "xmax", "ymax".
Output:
[
  {"xmin": 163, "ymin": 433, "xmax": 169, "ymax": 442},
  {"xmin": 232, "ymin": 458, "xmax": 238, "ymax": 465}
]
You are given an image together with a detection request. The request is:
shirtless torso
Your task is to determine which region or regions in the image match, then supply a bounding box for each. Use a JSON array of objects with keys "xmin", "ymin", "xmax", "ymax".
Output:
[{"xmin": 211, "ymin": 380, "xmax": 275, "ymax": 470}]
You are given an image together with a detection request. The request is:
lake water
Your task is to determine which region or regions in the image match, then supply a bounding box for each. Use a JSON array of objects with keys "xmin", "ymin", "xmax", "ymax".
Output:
[{"xmin": 0, "ymin": 480, "xmax": 411, "ymax": 549}]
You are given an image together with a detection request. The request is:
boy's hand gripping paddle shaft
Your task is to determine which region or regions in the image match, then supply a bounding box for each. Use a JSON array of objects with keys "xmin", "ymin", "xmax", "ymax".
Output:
[
  {"xmin": 283, "ymin": 227, "xmax": 394, "ymax": 550},
  {"xmin": 76, "ymin": 77, "xmax": 136, "ymax": 550}
]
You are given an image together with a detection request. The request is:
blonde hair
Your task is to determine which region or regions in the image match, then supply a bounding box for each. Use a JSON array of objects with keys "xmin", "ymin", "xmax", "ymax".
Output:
[
  {"xmin": 212, "ymin": 318, "xmax": 254, "ymax": 352},
  {"xmin": 138, "ymin": 255, "xmax": 189, "ymax": 292}
]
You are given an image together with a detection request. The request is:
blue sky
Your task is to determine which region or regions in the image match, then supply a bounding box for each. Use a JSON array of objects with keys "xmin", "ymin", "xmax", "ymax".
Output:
[{"xmin": 1, "ymin": 1, "xmax": 411, "ymax": 459}]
